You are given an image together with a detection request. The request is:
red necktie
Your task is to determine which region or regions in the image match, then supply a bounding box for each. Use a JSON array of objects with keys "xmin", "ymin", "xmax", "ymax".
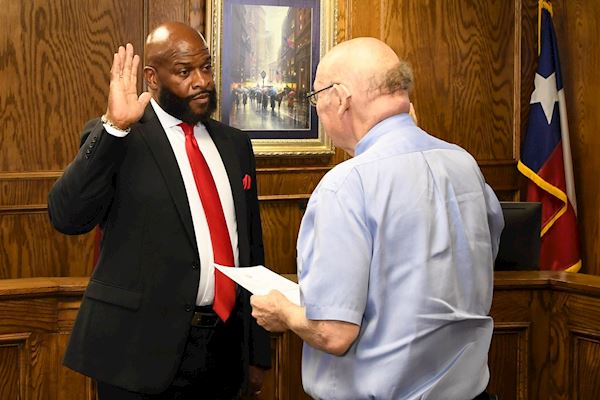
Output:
[{"xmin": 179, "ymin": 122, "xmax": 236, "ymax": 321}]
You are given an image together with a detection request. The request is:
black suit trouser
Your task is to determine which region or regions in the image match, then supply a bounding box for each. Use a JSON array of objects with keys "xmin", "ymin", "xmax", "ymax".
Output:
[{"xmin": 97, "ymin": 312, "xmax": 244, "ymax": 400}]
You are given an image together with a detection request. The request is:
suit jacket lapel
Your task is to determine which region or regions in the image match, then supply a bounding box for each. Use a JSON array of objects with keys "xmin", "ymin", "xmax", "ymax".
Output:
[
  {"xmin": 138, "ymin": 106, "xmax": 198, "ymax": 253},
  {"xmin": 205, "ymin": 119, "xmax": 250, "ymax": 265}
]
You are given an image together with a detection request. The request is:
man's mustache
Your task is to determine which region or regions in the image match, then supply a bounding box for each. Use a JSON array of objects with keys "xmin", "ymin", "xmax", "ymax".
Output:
[{"xmin": 186, "ymin": 89, "xmax": 215, "ymax": 102}]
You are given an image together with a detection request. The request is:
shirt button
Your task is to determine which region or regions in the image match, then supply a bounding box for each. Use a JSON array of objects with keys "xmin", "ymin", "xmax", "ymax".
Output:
[
  {"xmin": 192, "ymin": 262, "xmax": 199, "ymax": 270},
  {"xmin": 185, "ymin": 304, "xmax": 193, "ymax": 312}
]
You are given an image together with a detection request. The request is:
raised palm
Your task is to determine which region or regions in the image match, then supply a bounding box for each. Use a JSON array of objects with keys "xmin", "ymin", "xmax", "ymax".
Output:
[{"xmin": 105, "ymin": 43, "xmax": 152, "ymax": 130}]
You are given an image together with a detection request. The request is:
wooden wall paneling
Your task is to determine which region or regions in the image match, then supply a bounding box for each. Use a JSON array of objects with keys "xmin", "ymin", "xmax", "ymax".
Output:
[
  {"xmin": 0, "ymin": 332, "xmax": 31, "ymax": 400},
  {"xmin": 570, "ymin": 331, "xmax": 600, "ymax": 400},
  {"xmin": 286, "ymin": 333, "xmax": 310, "ymax": 400},
  {"xmin": 0, "ymin": 0, "xmax": 194, "ymax": 279},
  {"xmin": 147, "ymin": 0, "xmax": 188, "ymax": 32},
  {"xmin": 0, "ymin": 172, "xmax": 58, "ymax": 210},
  {"xmin": 56, "ymin": 295, "xmax": 95, "ymax": 399},
  {"xmin": 256, "ymin": 167, "xmax": 334, "ymax": 275},
  {"xmin": 57, "ymin": 333, "xmax": 96, "ymax": 400},
  {"xmin": 29, "ymin": 331, "xmax": 56, "ymax": 400},
  {"xmin": 382, "ymin": 0, "xmax": 515, "ymax": 161},
  {"xmin": 0, "ymin": 280, "xmax": 92, "ymax": 400},
  {"xmin": 487, "ymin": 325, "xmax": 528, "ymax": 399},
  {"xmin": 479, "ymin": 160, "xmax": 521, "ymax": 201},
  {"xmin": 379, "ymin": 0, "xmax": 521, "ymax": 200},
  {"xmin": 0, "ymin": 0, "xmax": 347, "ymax": 280},
  {"xmin": 563, "ymin": 293, "xmax": 600, "ymax": 399},
  {"xmin": 549, "ymin": 291, "xmax": 571, "ymax": 399},
  {"xmin": 0, "ymin": 211, "xmax": 94, "ymax": 279},
  {"xmin": 335, "ymin": 0, "xmax": 349, "ymax": 45},
  {"xmin": 488, "ymin": 290, "xmax": 529, "ymax": 399},
  {"xmin": 0, "ymin": 171, "xmax": 95, "ymax": 278},
  {"xmin": 0, "ymin": 298, "xmax": 57, "ymax": 400},
  {"xmin": 189, "ymin": 0, "xmax": 207, "ymax": 33},
  {"xmin": 0, "ymin": 0, "xmax": 145, "ymax": 172},
  {"xmin": 348, "ymin": 0, "xmax": 381, "ymax": 38},
  {"xmin": 258, "ymin": 332, "xmax": 308, "ymax": 400},
  {"xmin": 553, "ymin": 0, "xmax": 600, "ymax": 276},
  {"xmin": 259, "ymin": 200, "xmax": 307, "ymax": 275},
  {"xmin": 256, "ymin": 336, "xmax": 281, "ymax": 400},
  {"xmin": 527, "ymin": 287, "xmax": 553, "ymax": 399},
  {"xmin": 2, "ymin": 273, "xmax": 600, "ymax": 399},
  {"xmin": 519, "ymin": 0, "xmax": 539, "ymax": 156},
  {"xmin": 257, "ymin": 167, "xmax": 329, "ymax": 197},
  {"xmin": 490, "ymin": 284, "xmax": 553, "ymax": 399},
  {"xmin": 548, "ymin": 290, "xmax": 600, "ymax": 398}
]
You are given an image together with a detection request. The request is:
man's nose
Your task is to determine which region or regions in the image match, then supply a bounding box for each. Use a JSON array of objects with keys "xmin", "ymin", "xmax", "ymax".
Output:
[{"xmin": 191, "ymin": 69, "xmax": 210, "ymax": 89}]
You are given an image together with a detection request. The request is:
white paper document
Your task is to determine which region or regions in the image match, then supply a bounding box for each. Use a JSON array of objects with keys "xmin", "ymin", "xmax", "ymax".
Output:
[{"xmin": 215, "ymin": 264, "xmax": 301, "ymax": 306}]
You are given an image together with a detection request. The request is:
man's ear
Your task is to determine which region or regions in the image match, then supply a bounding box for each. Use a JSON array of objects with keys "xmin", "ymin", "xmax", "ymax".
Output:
[
  {"xmin": 333, "ymin": 83, "xmax": 351, "ymax": 115},
  {"xmin": 144, "ymin": 66, "xmax": 158, "ymax": 90}
]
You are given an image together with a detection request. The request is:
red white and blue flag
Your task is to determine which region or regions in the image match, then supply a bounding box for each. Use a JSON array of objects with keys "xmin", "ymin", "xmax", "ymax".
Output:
[{"xmin": 517, "ymin": 0, "xmax": 580, "ymax": 271}]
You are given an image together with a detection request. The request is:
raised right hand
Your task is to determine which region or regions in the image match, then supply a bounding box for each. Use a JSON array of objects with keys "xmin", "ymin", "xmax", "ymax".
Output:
[{"xmin": 104, "ymin": 43, "xmax": 152, "ymax": 130}]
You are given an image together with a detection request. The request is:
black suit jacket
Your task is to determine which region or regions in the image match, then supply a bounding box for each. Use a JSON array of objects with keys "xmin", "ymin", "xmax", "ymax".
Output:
[{"xmin": 48, "ymin": 106, "xmax": 271, "ymax": 394}]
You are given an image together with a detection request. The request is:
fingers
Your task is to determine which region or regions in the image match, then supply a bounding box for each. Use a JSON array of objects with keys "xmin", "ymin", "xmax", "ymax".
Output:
[
  {"xmin": 130, "ymin": 54, "xmax": 140, "ymax": 89},
  {"xmin": 138, "ymin": 92, "xmax": 152, "ymax": 110},
  {"xmin": 110, "ymin": 44, "xmax": 137, "ymax": 84},
  {"xmin": 122, "ymin": 43, "xmax": 134, "ymax": 86},
  {"xmin": 110, "ymin": 47, "xmax": 124, "ymax": 82},
  {"xmin": 117, "ymin": 45, "xmax": 126, "ymax": 77}
]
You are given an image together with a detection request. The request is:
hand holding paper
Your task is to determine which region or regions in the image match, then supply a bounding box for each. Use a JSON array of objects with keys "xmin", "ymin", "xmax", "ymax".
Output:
[{"xmin": 214, "ymin": 264, "xmax": 300, "ymax": 306}]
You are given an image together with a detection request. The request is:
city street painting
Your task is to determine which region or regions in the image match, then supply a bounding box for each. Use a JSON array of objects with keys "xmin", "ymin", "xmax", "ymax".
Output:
[{"xmin": 207, "ymin": 0, "xmax": 336, "ymax": 156}]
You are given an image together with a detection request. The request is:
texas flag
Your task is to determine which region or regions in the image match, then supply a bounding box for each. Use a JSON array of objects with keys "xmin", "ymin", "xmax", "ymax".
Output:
[{"xmin": 517, "ymin": 0, "xmax": 581, "ymax": 271}]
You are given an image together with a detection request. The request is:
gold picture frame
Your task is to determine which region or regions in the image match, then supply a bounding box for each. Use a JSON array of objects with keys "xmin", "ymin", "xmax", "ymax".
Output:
[{"xmin": 206, "ymin": 0, "xmax": 337, "ymax": 156}]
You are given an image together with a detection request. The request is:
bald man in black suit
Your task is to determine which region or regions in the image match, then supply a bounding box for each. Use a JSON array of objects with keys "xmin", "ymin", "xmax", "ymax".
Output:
[{"xmin": 49, "ymin": 22, "xmax": 270, "ymax": 399}]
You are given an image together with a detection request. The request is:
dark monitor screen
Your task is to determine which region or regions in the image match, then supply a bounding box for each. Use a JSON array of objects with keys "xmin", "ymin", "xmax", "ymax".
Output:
[{"xmin": 494, "ymin": 202, "xmax": 542, "ymax": 271}]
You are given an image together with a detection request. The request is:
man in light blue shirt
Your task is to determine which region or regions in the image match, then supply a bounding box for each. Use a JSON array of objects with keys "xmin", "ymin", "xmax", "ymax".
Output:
[{"xmin": 251, "ymin": 37, "xmax": 504, "ymax": 399}]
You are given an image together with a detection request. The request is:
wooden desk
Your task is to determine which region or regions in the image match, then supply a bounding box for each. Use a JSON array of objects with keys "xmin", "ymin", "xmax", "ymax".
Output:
[
  {"xmin": 490, "ymin": 271, "xmax": 600, "ymax": 400},
  {"xmin": 2, "ymin": 272, "xmax": 600, "ymax": 399}
]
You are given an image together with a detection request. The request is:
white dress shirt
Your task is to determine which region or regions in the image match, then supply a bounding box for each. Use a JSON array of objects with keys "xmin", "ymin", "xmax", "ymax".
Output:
[{"xmin": 103, "ymin": 98, "xmax": 239, "ymax": 306}]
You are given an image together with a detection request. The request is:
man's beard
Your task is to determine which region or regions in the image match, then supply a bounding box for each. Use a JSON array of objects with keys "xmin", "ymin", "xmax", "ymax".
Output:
[{"xmin": 158, "ymin": 86, "xmax": 217, "ymax": 125}]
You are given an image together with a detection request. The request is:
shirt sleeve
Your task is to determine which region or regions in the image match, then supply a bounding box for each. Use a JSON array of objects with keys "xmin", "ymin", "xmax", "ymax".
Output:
[
  {"xmin": 103, "ymin": 123, "xmax": 130, "ymax": 137},
  {"xmin": 299, "ymin": 169, "xmax": 372, "ymax": 325},
  {"xmin": 484, "ymin": 183, "xmax": 505, "ymax": 259}
]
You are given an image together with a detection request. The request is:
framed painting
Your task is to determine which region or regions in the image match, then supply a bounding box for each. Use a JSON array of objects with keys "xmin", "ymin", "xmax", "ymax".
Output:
[{"xmin": 206, "ymin": 0, "xmax": 337, "ymax": 156}]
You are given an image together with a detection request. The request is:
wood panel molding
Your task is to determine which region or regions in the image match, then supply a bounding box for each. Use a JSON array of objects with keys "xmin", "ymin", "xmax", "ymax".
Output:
[
  {"xmin": 570, "ymin": 330, "xmax": 600, "ymax": 400},
  {"xmin": 2, "ymin": 272, "xmax": 600, "ymax": 399},
  {"xmin": 488, "ymin": 323, "xmax": 529, "ymax": 400},
  {"xmin": 0, "ymin": 172, "xmax": 59, "ymax": 212},
  {"xmin": 260, "ymin": 201, "xmax": 306, "ymax": 274},
  {"xmin": 0, "ymin": 277, "xmax": 306, "ymax": 400},
  {"xmin": 490, "ymin": 272, "xmax": 600, "ymax": 399},
  {"xmin": 0, "ymin": 332, "xmax": 31, "ymax": 400}
]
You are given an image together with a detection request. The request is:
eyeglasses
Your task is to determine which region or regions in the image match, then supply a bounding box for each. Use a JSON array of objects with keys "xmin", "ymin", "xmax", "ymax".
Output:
[{"xmin": 306, "ymin": 83, "xmax": 337, "ymax": 106}]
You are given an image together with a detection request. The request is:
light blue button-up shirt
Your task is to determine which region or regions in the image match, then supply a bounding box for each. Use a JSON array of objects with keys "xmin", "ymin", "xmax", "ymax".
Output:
[{"xmin": 297, "ymin": 114, "xmax": 504, "ymax": 400}]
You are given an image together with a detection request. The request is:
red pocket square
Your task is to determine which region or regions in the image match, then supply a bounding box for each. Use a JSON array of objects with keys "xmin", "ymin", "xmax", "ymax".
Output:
[{"xmin": 242, "ymin": 174, "xmax": 251, "ymax": 190}]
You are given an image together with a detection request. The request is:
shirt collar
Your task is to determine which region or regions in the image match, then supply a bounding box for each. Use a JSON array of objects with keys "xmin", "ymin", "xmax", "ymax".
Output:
[
  {"xmin": 355, "ymin": 113, "xmax": 415, "ymax": 156},
  {"xmin": 150, "ymin": 98, "xmax": 191, "ymax": 130}
]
